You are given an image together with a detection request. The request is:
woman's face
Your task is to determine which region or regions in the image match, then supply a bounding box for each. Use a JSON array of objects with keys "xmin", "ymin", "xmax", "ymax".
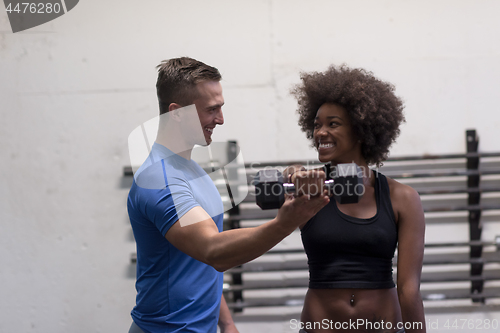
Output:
[{"xmin": 313, "ymin": 103, "xmax": 362, "ymax": 164}]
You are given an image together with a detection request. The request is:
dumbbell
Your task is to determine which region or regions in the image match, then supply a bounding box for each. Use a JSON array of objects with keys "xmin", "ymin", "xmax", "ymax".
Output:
[{"xmin": 254, "ymin": 163, "xmax": 363, "ymax": 210}]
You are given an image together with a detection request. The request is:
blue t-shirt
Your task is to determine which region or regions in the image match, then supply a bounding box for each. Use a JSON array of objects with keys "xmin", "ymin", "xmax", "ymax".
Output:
[{"xmin": 127, "ymin": 143, "xmax": 224, "ymax": 333}]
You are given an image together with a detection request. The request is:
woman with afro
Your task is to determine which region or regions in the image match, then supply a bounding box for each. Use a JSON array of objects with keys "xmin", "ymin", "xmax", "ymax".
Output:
[{"xmin": 286, "ymin": 65, "xmax": 426, "ymax": 333}]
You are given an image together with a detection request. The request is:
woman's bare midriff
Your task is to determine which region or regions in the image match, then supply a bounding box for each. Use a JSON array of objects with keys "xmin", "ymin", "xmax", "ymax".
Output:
[{"xmin": 300, "ymin": 288, "xmax": 402, "ymax": 333}]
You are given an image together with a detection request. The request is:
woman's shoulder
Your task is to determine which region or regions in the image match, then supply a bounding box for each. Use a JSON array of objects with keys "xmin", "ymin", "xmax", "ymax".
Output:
[
  {"xmin": 376, "ymin": 173, "xmax": 422, "ymax": 224},
  {"xmin": 383, "ymin": 174, "xmax": 421, "ymax": 207}
]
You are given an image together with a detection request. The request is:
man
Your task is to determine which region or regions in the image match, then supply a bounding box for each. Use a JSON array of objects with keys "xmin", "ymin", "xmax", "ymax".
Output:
[{"xmin": 127, "ymin": 57, "xmax": 329, "ymax": 333}]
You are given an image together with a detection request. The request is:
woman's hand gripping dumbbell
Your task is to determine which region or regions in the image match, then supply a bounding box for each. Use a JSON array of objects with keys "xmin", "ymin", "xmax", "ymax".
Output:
[{"xmin": 254, "ymin": 163, "xmax": 364, "ymax": 210}]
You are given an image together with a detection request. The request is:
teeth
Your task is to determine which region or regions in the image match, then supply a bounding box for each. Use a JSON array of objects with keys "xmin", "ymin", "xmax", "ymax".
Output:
[
  {"xmin": 205, "ymin": 128, "xmax": 213, "ymax": 133},
  {"xmin": 319, "ymin": 143, "xmax": 334, "ymax": 148}
]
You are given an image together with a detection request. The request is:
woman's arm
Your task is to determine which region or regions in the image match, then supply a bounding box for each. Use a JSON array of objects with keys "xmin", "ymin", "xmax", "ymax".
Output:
[{"xmin": 391, "ymin": 180, "xmax": 426, "ymax": 333}]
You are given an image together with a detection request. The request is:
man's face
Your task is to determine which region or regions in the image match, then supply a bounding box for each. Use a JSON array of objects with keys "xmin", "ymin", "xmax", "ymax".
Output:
[{"xmin": 192, "ymin": 80, "xmax": 224, "ymax": 145}]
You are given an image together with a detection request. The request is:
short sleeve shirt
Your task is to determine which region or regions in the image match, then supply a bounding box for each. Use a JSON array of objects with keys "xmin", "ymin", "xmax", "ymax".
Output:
[{"xmin": 128, "ymin": 143, "xmax": 224, "ymax": 333}]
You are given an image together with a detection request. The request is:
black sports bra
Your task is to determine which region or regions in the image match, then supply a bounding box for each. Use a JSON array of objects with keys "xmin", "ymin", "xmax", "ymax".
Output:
[{"xmin": 301, "ymin": 170, "xmax": 398, "ymax": 289}]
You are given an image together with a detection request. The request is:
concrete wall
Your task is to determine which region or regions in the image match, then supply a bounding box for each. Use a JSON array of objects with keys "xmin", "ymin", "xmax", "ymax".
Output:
[{"xmin": 1, "ymin": 0, "xmax": 499, "ymax": 332}]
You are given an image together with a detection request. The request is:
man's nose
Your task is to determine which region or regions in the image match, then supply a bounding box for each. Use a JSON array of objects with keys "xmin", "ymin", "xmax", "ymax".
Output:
[{"xmin": 215, "ymin": 109, "xmax": 224, "ymax": 125}]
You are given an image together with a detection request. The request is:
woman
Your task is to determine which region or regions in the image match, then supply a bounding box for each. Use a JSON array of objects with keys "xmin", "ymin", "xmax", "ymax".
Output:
[{"xmin": 287, "ymin": 65, "xmax": 426, "ymax": 333}]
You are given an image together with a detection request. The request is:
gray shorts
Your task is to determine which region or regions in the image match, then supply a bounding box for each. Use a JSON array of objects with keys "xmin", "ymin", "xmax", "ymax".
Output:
[{"xmin": 128, "ymin": 322, "xmax": 145, "ymax": 333}]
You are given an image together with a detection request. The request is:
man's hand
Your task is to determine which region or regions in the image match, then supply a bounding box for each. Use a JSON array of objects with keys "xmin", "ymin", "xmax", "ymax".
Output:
[{"xmin": 276, "ymin": 171, "xmax": 330, "ymax": 229}]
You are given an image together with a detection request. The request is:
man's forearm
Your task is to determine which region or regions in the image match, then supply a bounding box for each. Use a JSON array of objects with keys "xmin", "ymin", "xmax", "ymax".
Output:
[
  {"xmin": 207, "ymin": 217, "xmax": 294, "ymax": 271},
  {"xmin": 168, "ymin": 184, "xmax": 329, "ymax": 272},
  {"xmin": 205, "ymin": 183, "xmax": 329, "ymax": 271}
]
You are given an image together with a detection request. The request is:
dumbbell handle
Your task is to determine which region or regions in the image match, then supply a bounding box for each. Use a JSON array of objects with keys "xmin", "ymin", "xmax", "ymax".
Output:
[{"xmin": 282, "ymin": 179, "xmax": 335, "ymax": 193}]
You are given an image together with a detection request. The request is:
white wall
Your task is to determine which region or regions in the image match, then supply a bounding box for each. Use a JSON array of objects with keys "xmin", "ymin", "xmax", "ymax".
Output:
[{"xmin": 1, "ymin": 0, "xmax": 499, "ymax": 332}]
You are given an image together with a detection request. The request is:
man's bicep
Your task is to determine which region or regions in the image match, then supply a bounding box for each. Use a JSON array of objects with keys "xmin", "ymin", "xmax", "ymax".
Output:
[{"xmin": 165, "ymin": 206, "xmax": 220, "ymax": 264}]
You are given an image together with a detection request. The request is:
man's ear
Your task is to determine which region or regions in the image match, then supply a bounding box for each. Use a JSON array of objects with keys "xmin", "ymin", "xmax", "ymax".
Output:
[{"xmin": 168, "ymin": 103, "xmax": 183, "ymax": 121}]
